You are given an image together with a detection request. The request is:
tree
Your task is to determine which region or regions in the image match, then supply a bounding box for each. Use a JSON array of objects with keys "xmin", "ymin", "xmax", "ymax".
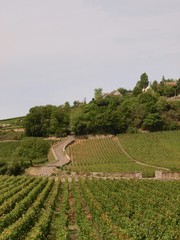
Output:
[
  {"xmin": 151, "ymin": 80, "xmax": 159, "ymax": 92},
  {"xmin": 132, "ymin": 85, "xmax": 142, "ymax": 96},
  {"xmin": 94, "ymin": 88, "xmax": 102, "ymax": 100},
  {"xmin": 139, "ymin": 73, "xmax": 149, "ymax": 89},
  {"xmin": 15, "ymin": 137, "xmax": 51, "ymax": 164},
  {"xmin": 133, "ymin": 73, "xmax": 149, "ymax": 96},
  {"xmin": 143, "ymin": 113, "xmax": 164, "ymax": 131},
  {"xmin": 24, "ymin": 105, "xmax": 52, "ymax": 137},
  {"xmin": 118, "ymin": 88, "xmax": 128, "ymax": 96}
]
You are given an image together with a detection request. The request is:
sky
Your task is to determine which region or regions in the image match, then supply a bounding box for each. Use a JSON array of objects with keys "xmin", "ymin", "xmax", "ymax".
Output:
[{"xmin": 0, "ymin": 0, "xmax": 180, "ymax": 119}]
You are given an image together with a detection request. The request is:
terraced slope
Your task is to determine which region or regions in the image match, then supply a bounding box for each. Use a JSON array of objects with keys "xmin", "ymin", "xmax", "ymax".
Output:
[
  {"xmin": 65, "ymin": 131, "xmax": 180, "ymax": 176},
  {"xmin": 118, "ymin": 130, "xmax": 180, "ymax": 171},
  {"xmin": 65, "ymin": 137, "xmax": 156, "ymax": 177}
]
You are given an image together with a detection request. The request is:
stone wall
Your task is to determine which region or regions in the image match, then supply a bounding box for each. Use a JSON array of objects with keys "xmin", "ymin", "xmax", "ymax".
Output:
[
  {"xmin": 155, "ymin": 170, "xmax": 180, "ymax": 180},
  {"xmin": 63, "ymin": 171, "xmax": 142, "ymax": 179}
]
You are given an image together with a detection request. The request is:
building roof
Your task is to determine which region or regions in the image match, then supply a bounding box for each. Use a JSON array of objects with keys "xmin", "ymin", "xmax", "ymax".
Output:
[
  {"xmin": 102, "ymin": 90, "xmax": 122, "ymax": 98},
  {"xmin": 164, "ymin": 81, "xmax": 177, "ymax": 87}
]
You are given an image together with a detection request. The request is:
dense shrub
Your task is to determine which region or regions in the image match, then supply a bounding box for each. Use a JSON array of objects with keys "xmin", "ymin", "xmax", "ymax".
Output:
[{"xmin": 15, "ymin": 138, "xmax": 51, "ymax": 163}]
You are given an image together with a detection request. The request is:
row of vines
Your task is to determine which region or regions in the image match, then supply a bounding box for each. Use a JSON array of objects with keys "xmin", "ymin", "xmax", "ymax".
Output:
[
  {"xmin": 118, "ymin": 130, "xmax": 180, "ymax": 171},
  {"xmin": 65, "ymin": 131, "xmax": 180, "ymax": 176},
  {"xmin": 0, "ymin": 175, "xmax": 179, "ymax": 239},
  {"xmin": 65, "ymin": 137, "xmax": 155, "ymax": 177}
]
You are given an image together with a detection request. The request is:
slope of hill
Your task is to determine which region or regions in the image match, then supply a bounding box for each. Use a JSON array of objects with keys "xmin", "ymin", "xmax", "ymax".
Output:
[
  {"xmin": 65, "ymin": 131, "xmax": 180, "ymax": 177},
  {"xmin": 0, "ymin": 116, "xmax": 24, "ymax": 131},
  {"xmin": 118, "ymin": 130, "xmax": 180, "ymax": 171}
]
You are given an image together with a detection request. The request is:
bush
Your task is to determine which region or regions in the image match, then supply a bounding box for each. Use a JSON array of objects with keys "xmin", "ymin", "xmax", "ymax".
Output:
[
  {"xmin": 7, "ymin": 161, "xmax": 24, "ymax": 175},
  {"xmin": 126, "ymin": 126, "xmax": 138, "ymax": 134},
  {"xmin": 15, "ymin": 138, "xmax": 51, "ymax": 163}
]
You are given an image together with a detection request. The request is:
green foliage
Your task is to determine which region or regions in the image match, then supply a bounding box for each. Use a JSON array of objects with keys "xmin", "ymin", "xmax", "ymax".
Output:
[
  {"xmin": 0, "ymin": 130, "xmax": 24, "ymax": 141},
  {"xmin": 66, "ymin": 131, "xmax": 180, "ymax": 174},
  {"xmin": 132, "ymin": 85, "xmax": 142, "ymax": 96},
  {"xmin": 133, "ymin": 73, "xmax": 149, "ymax": 96},
  {"xmin": 6, "ymin": 161, "xmax": 24, "ymax": 176},
  {"xmin": 0, "ymin": 117, "xmax": 24, "ymax": 130},
  {"xmin": 20, "ymin": 73, "xmax": 179, "ymax": 137},
  {"xmin": 119, "ymin": 131, "xmax": 180, "ymax": 171},
  {"xmin": 139, "ymin": 72, "xmax": 149, "ymax": 89},
  {"xmin": 143, "ymin": 113, "xmax": 164, "ymax": 131},
  {"xmin": 94, "ymin": 88, "xmax": 103, "ymax": 100},
  {"xmin": 24, "ymin": 105, "xmax": 53, "ymax": 137},
  {"xmin": 24, "ymin": 105, "xmax": 70, "ymax": 137},
  {"xmin": 0, "ymin": 141, "xmax": 20, "ymax": 158},
  {"xmin": 126, "ymin": 126, "xmax": 138, "ymax": 134},
  {"xmin": 15, "ymin": 137, "xmax": 51, "ymax": 161},
  {"xmin": 118, "ymin": 87, "xmax": 128, "ymax": 96},
  {"xmin": 0, "ymin": 138, "xmax": 52, "ymax": 175},
  {"xmin": 0, "ymin": 176, "xmax": 179, "ymax": 239},
  {"xmin": 66, "ymin": 137, "xmax": 155, "ymax": 177}
]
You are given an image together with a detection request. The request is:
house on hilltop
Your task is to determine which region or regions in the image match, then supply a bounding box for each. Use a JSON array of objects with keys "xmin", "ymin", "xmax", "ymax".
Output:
[
  {"xmin": 142, "ymin": 85, "xmax": 153, "ymax": 93},
  {"xmin": 164, "ymin": 81, "xmax": 177, "ymax": 87},
  {"xmin": 102, "ymin": 90, "xmax": 122, "ymax": 98}
]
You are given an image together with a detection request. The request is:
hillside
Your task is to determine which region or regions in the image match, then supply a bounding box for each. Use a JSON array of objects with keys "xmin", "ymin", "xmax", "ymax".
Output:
[
  {"xmin": 0, "ymin": 131, "xmax": 179, "ymax": 239},
  {"xmin": 0, "ymin": 116, "xmax": 24, "ymax": 130},
  {"xmin": 118, "ymin": 131, "xmax": 180, "ymax": 171},
  {"xmin": 65, "ymin": 131, "xmax": 180, "ymax": 177}
]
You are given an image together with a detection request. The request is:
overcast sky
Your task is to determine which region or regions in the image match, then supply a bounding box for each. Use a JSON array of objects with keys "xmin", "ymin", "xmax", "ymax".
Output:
[{"xmin": 0, "ymin": 0, "xmax": 180, "ymax": 119}]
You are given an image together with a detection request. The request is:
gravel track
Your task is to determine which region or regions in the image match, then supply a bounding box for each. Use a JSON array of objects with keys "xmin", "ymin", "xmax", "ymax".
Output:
[{"xmin": 47, "ymin": 136, "xmax": 75, "ymax": 167}]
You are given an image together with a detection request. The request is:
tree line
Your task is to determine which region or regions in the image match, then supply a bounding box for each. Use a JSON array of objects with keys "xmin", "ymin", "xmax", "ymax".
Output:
[{"xmin": 24, "ymin": 73, "xmax": 180, "ymax": 136}]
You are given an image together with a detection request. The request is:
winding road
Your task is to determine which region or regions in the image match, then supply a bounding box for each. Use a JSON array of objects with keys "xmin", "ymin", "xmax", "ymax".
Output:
[
  {"xmin": 47, "ymin": 136, "xmax": 75, "ymax": 167},
  {"xmin": 25, "ymin": 136, "xmax": 75, "ymax": 176}
]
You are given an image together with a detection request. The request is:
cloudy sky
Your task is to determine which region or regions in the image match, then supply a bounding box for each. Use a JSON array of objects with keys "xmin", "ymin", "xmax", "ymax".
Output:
[{"xmin": 0, "ymin": 0, "xmax": 180, "ymax": 119}]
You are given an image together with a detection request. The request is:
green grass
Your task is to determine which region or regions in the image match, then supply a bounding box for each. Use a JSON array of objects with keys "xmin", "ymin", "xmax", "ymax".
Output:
[
  {"xmin": 0, "ymin": 130, "xmax": 24, "ymax": 141},
  {"xmin": 0, "ymin": 141, "xmax": 20, "ymax": 162}
]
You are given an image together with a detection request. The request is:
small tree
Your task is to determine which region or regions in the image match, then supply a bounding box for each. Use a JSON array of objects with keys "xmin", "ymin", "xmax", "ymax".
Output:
[
  {"xmin": 139, "ymin": 73, "xmax": 149, "ymax": 89},
  {"xmin": 94, "ymin": 88, "xmax": 102, "ymax": 100}
]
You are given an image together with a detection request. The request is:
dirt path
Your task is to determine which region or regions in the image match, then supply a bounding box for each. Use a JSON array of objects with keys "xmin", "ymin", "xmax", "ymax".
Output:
[
  {"xmin": 47, "ymin": 136, "xmax": 75, "ymax": 167},
  {"xmin": 26, "ymin": 136, "xmax": 75, "ymax": 176},
  {"xmin": 114, "ymin": 137, "xmax": 170, "ymax": 171}
]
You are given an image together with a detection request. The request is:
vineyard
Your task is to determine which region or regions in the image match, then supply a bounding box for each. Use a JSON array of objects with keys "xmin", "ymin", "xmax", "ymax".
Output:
[
  {"xmin": 0, "ymin": 175, "xmax": 179, "ymax": 239},
  {"xmin": 65, "ymin": 131, "xmax": 180, "ymax": 176},
  {"xmin": 118, "ymin": 131, "xmax": 180, "ymax": 171},
  {"xmin": 65, "ymin": 137, "xmax": 155, "ymax": 177}
]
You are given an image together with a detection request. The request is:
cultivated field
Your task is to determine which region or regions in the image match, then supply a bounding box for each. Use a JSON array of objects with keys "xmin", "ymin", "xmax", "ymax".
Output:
[
  {"xmin": 65, "ymin": 131, "xmax": 180, "ymax": 177},
  {"xmin": 0, "ymin": 131, "xmax": 179, "ymax": 239},
  {"xmin": 118, "ymin": 131, "xmax": 180, "ymax": 171},
  {"xmin": 0, "ymin": 175, "xmax": 179, "ymax": 240},
  {"xmin": 0, "ymin": 116, "xmax": 24, "ymax": 130}
]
